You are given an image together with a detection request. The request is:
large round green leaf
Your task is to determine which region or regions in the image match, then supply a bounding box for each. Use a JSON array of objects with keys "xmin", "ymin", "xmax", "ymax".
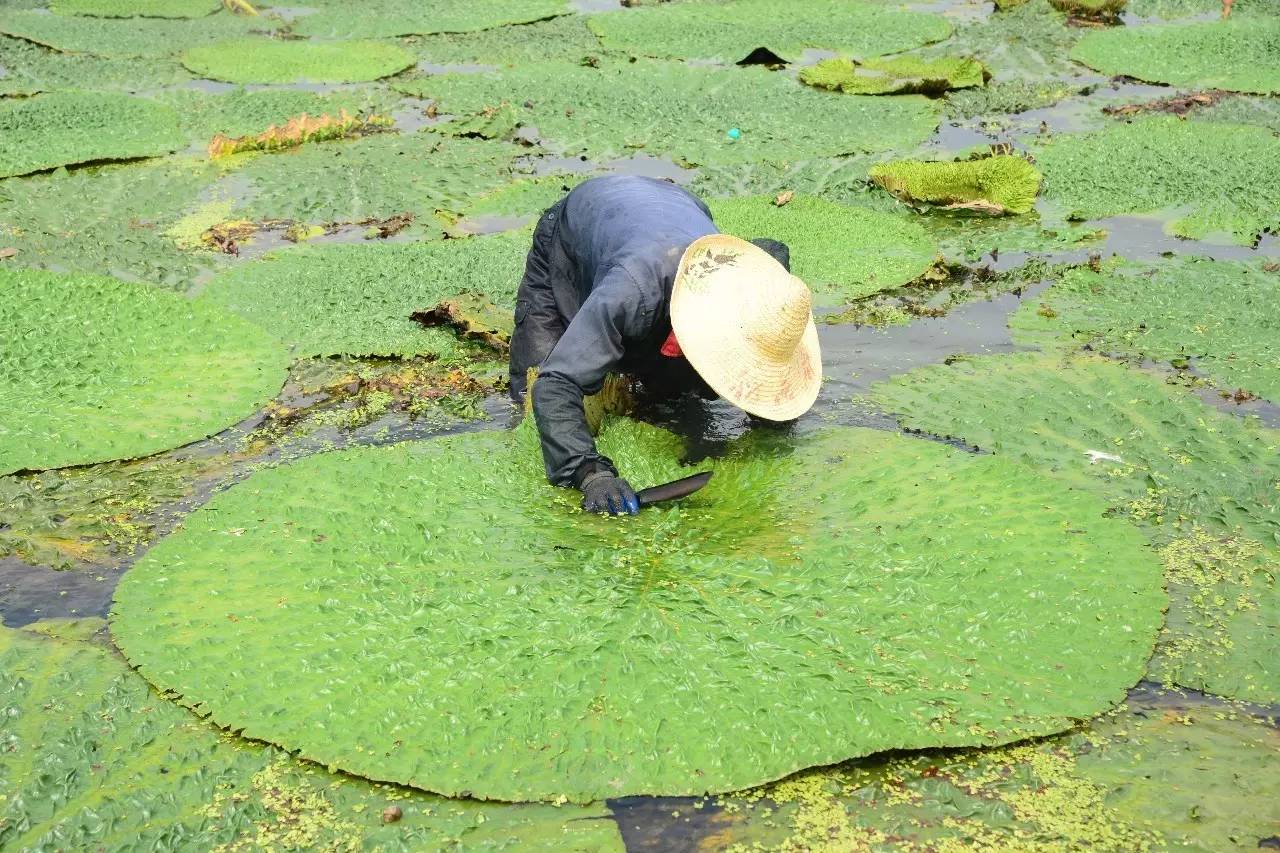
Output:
[
  {"xmin": 0, "ymin": 626, "xmax": 622, "ymax": 851},
  {"xmin": 51, "ymin": 0, "xmax": 220, "ymax": 17},
  {"xmin": 1033, "ymin": 116, "xmax": 1280, "ymax": 245},
  {"xmin": 1071, "ymin": 19, "xmax": 1280, "ymax": 95},
  {"xmin": 396, "ymin": 60, "xmax": 942, "ymax": 167},
  {"xmin": 182, "ymin": 38, "xmax": 415, "ymax": 85},
  {"xmin": 0, "ymin": 90, "xmax": 182, "ymax": 178},
  {"xmin": 587, "ymin": 0, "xmax": 950, "ymax": 63},
  {"xmin": 0, "ymin": 268, "xmax": 289, "ymax": 474},
  {"xmin": 112, "ymin": 419, "xmax": 1162, "ymax": 802},
  {"xmin": 0, "ymin": 7, "xmax": 277, "ymax": 58},
  {"xmin": 291, "ymin": 0, "xmax": 569, "ymax": 39},
  {"xmin": 708, "ymin": 194, "xmax": 939, "ymax": 299},
  {"xmin": 199, "ymin": 232, "xmax": 528, "ymax": 358},
  {"xmin": 1012, "ymin": 257, "xmax": 1280, "ymax": 402}
]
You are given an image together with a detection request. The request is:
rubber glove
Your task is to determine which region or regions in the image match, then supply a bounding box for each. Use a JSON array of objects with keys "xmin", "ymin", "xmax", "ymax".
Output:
[{"xmin": 579, "ymin": 470, "xmax": 640, "ymax": 515}]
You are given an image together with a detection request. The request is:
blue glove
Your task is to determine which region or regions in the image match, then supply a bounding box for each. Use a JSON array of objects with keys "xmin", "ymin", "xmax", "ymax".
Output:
[{"xmin": 579, "ymin": 470, "xmax": 640, "ymax": 515}]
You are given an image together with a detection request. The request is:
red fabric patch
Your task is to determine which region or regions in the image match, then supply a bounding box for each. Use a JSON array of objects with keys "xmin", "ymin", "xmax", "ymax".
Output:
[{"xmin": 660, "ymin": 330, "xmax": 683, "ymax": 358}]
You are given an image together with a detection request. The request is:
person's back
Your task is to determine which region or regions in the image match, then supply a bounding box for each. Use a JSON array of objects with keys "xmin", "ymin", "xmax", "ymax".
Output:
[{"xmin": 507, "ymin": 175, "xmax": 819, "ymax": 515}]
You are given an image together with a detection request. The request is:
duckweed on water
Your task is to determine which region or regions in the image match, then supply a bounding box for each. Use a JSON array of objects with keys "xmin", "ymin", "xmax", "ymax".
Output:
[
  {"xmin": 587, "ymin": 0, "xmax": 951, "ymax": 63},
  {"xmin": 0, "ymin": 268, "xmax": 289, "ymax": 474},
  {"xmin": 0, "ymin": 7, "xmax": 277, "ymax": 58},
  {"xmin": 182, "ymin": 38, "xmax": 416, "ymax": 85},
  {"xmin": 0, "ymin": 626, "xmax": 624, "ymax": 851},
  {"xmin": 1033, "ymin": 116, "xmax": 1280, "ymax": 245},
  {"xmin": 708, "ymin": 194, "xmax": 941, "ymax": 299},
  {"xmin": 51, "ymin": 0, "xmax": 220, "ymax": 17},
  {"xmin": 398, "ymin": 61, "xmax": 943, "ymax": 166},
  {"xmin": 113, "ymin": 418, "xmax": 1161, "ymax": 801},
  {"xmin": 1072, "ymin": 19, "xmax": 1280, "ymax": 95},
  {"xmin": 0, "ymin": 90, "xmax": 182, "ymax": 179},
  {"xmin": 1012, "ymin": 257, "xmax": 1280, "ymax": 401}
]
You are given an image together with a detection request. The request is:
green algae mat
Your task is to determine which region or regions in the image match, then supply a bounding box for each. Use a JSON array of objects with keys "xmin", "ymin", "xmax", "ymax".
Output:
[
  {"xmin": 1014, "ymin": 257, "xmax": 1280, "ymax": 402},
  {"xmin": 0, "ymin": 90, "xmax": 182, "ymax": 178},
  {"xmin": 182, "ymin": 38, "xmax": 415, "ymax": 85},
  {"xmin": 0, "ymin": 625, "xmax": 623, "ymax": 851},
  {"xmin": 587, "ymin": 0, "xmax": 950, "ymax": 63},
  {"xmin": 1072, "ymin": 19, "xmax": 1280, "ymax": 95},
  {"xmin": 1034, "ymin": 116, "xmax": 1280, "ymax": 244},
  {"xmin": 292, "ymin": 0, "xmax": 568, "ymax": 39},
  {"xmin": 872, "ymin": 352, "xmax": 1280, "ymax": 704},
  {"xmin": 200, "ymin": 233, "xmax": 529, "ymax": 358},
  {"xmin": 0, "ymin": 268, "xmax": 289, "ymax": 475},
  {"xmin": 112, "ymin": 418, "xmax": 1163, "ymax": 802},
  {"xmin": 708, "ymin": 194, "xmax": 939, "ymax": 299},
  {"xmin": 398, "ymin": 60, "xmax": 943, "ymax": 166}
]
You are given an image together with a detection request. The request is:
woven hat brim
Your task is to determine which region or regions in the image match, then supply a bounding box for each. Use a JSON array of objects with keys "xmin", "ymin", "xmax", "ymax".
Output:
[{"xmin": 671, "ymin": 235, "xmax": 822, "ymax": 421}]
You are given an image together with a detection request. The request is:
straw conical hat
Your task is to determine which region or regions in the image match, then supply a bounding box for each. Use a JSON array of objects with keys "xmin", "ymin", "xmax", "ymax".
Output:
[{"xmin": 671, "ymin": 234, "xmax": 821, "ymax": 421}]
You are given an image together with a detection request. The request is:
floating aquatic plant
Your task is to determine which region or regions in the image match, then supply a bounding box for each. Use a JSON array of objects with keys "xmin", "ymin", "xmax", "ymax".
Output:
[
  {"xmin": 182, "ymin": 37, "xmax": 415, "ymax": 85},
  {"xmin": 207, "ymin": 110, "xmax": 393, "ymax": 158},
  {"xmin": 0, "ymin": 33, "xmax": 193, "ymax": 94},
  {"xmin": 0, "ymin": 90, "xmax": 182, "ymax": 178},
  {"xmin": 1033, "ymin": 115, "xmax": 1280, "ymax": 244},
  {"xmin": 869, "ymin": 155, "xmax": 1043, "ymax": 215},
  {"xmin": 800, "ymin": 56, "xmax": 987, "ymax": 96},
  {"xmin": 199, "ymin": 232, "xmax": 528, "ymax": 358},
  {"xmin": 0, "ymin": 157, "xmax": 220, "ymax": 288},
  {"xmin": 230, "ymin": 131, "xmax": 523, "ymax": 227},
  {"xmin": 708, "ymin": 194, "xmax": 941, "ymax": 298},
  {"xmin": 0, "ymin": 268, "xmax": 289, "ymax": 474},
  {"xmin": 291, "ymin": 0, "xmax": 568, "ymax": 39},
  {"xmin": 873, "ymin": 352, "xmax": 1280, "ymax": 702},
  {"xmin": 1072, "ymin": 19, "xmax": 1280, "ymax": 94},
  {"xmin": 398, "ymin": 60, "xmax": 942, "ymax": 166},
  {"xmin": 411, "ymin": 13, "xmax": 602, "ymax": 66},
  {"xmin": 1048, "ymin": 0, "xmax": 1127, "ymax": 19},
  {"xmin": 587, "ymin": 0, "xmax": 951, "ymax": 63},
  {"xmin": 0, "ymin": 626, "xmax": 623, "ymax": 851},
  {"xmin": 0, "ymin": 7, "xmax": 276, "ymax": 58},
  {"xmin": 157, "ymin": 86, "xmax": 401, "ymax": 143},
  {"xmin": 51, "ymin": 0, "xmax": 220, "ymax": 17},
  {"xmin": 1011, "ymin": 257, "xmax": 1280, "ymax": 402},
  {"xmin": 112, "ymin": 417, "xmax": 1161, "ymax": 801}
]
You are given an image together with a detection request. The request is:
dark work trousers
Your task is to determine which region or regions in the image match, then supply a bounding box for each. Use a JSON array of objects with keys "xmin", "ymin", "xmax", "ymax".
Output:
[{"xmin": 508, "ymin": 200, "xmax": 571, "ymax": 402}]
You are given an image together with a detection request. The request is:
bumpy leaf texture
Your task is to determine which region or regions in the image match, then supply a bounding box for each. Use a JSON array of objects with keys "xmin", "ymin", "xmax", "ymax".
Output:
[
  {"xmin": 51, "ymin": 0, "xmax": 220, "ymax": 17},
  {"xmin": 0, "ymin": 7, "xmax": 277, "ymax": 58},
  {"xmin": 0, "ymin": 90, "xmax": 182, "ymax": 178},
  {"xmin": 1033, "ymin": 116, "xmax": 1280, "ymax": 245},
  {"xmin": 0, "ymin": 268, "xmax": 289, "ymax": 474},
  {"xmin": 588, "ymin": 0, "xmax": 950, "ymax": 63},
  {"xmin": 1012, "ymin": 257, "xmax": 1280, "ymax": 402},
  {"xmin": 113, "ymin": 418, "xmax": 1162, "ymax": 802},
  {"xmin": 229, "ymin": 131, "xmax": 523, "ymax": 226},
  {"xmin": 182, "ymin": 38, "xmax": 415, "ymax": 85},
  {"xmin": 708, "ymin": 194, "xmax": 940, "ymax": 299},
  {"xmin": 872, "ymin": 352, "xmax": 1280, "ymax": 702},
  {"xmin": 869, "ymin": 155, "xmax": 1043, "ymax": 215},
  {"xmin": 0, "ymin": 158, "xmax": 220, "ymax": 288},
  {"xmin": 156, "ymin": 86, "xmax": 401, "ymax": 142},
  {"xmin": 200, "ymin": 232, "xmax": 529, "ymax": 358},
  {"xmin": 0, "ymin": 34, "xmax": 193, "ymax": 94},
  {"xmin": 0, "ymin": 626, "xmax": 622, "ymax": 851},
  {"xmin": 411, "ymin": 14, "xmax": 603, "ymax": 66},
  {"xmin": 1072, "ymin": 19, "xmax": 1280, "ymax": 94},
  {"xmin": 800, "ymin": 56, "xmax": 987, "ymax": 96},
  {"xmin": 396, "ymin": 60, "xmax": 942, "ymax": 166},
  {"xmin": 292, "ymin": 0, "xmax": 569, "ymax": 39}
]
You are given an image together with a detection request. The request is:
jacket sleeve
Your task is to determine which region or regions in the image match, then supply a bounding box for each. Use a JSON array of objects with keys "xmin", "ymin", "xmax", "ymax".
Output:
[{"xmin": 531, "ymin": 265, "xmax": 651, "ymax": 485}]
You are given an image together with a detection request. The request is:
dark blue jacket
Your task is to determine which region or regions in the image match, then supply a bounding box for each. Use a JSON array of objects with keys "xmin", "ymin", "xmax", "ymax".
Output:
[{"xmin": 526, "ymin": 176, "xmax": 718, "ymax": 485}]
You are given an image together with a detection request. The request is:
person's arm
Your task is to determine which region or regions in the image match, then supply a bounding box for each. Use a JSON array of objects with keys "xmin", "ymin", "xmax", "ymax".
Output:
[{"xmin": 531, "ymin": 266, "xmax": 651, "ymax": 510}]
